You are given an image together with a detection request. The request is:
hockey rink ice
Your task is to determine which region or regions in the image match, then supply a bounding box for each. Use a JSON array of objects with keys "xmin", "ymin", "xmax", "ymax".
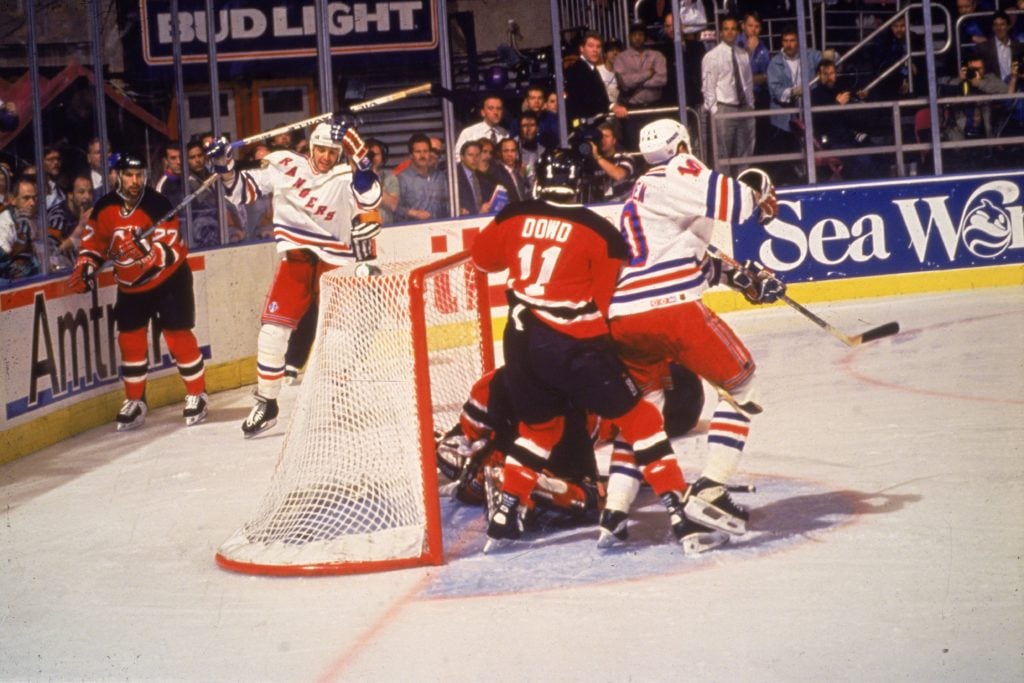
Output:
[{"xmin": 2, "ymin": 285, "xmax": 1022, "ymax": 681}]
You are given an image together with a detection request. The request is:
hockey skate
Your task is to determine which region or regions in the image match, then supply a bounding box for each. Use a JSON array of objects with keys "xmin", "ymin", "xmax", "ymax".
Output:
[
  {"xmin": 241, "ymin": 395, "xmax": 279, "ymax": 438},
  {"xmin": 183, "ymin": 392, "xmax": 209, "ymax": 426},
  {"xmin": 676, "ymin": 516, "xmax": 729, "ymax": 556},
  {"xmin": 683, "ymin": 477, "xmax": 749, "ymax": 535},
  {"xmin": 116, "ymin": 399, "xmax": 148, "ymax": 432},
  {"xmin": 596, "ymin": 509, "xmax": 629, "ymax": 548},
  {"xmin": 483, "ymin": 491, "xmax": 525, "ymax": 553}
]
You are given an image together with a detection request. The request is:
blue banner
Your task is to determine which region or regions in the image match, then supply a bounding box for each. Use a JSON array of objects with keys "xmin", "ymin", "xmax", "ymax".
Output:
[
  {"xmin": 736, "ymin": 171, "xmax": 1024, "ymax": 282},
  {"xmin": 139, "ymin": 0, "xmax": 438, "ymax": 65}
]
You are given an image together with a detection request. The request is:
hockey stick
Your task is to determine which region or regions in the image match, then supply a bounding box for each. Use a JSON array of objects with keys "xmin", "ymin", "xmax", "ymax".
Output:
[
  {"xmin": 707, "ymin": 244, "xmax": 900, "ymax": 347},
  {"xmin": 229, "ymin": 82, "xmax": 434, "ymax": 149}
]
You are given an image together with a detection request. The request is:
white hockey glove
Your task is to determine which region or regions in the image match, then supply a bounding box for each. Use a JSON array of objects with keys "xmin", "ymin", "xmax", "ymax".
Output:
[
  {"xmin": 727, "ymin": 259, "xmax": 786, "ymax": 305},
  {"xmin": 204, "ymin": 136, "xmax": 236, "ymax": 176}
]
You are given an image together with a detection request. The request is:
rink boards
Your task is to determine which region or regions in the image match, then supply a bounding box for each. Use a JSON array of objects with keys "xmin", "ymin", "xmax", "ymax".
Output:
[{"xmin": 2, "ymin": 170, "xmax": 1022, "ymax": 462}]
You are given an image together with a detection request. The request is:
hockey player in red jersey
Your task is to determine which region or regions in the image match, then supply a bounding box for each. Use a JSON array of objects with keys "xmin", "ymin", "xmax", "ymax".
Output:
[
  {"xmin": 605, "ymin": 118, "xmax": 783, "ymax": 552},
  {"xmin": 437, "ymin": 363, "xmax": 706, "ymax": 531},
  {"xmin": 206, "ymin": 119, "xmax": 382, "ymax": 437},
  {"xmin": 470, "ymin": 148, "xmax": 708, "ymax": 552},
  {"xmin": 68, "ymin": 153, "xmax": 208, "ymax": 431}
]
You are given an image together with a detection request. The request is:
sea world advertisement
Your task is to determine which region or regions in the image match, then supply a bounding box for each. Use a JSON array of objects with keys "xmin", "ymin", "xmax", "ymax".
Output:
[
  {"xmin": 139, "ymin": 0, "xmax": 438, "ymax": 64},
  {"xmin": 740, "ymin": 171, "xmax": 1024, "ymax": 281}
]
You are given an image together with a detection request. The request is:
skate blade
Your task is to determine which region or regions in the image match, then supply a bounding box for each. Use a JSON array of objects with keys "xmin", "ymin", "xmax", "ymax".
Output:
[
  {"xmin": 596, "ymin": 528, "xmax": 627, "ymax": 549},
  {"xmin": 116, "ymin": 420, "xmax": 144, "ymax": 432},
  {"xmin": 184, "ymin": 410, "xmax": 208, "ymax": 427},
  {"xmin": 681, "ymin": 530, "xmax": 730, "ymax": 556},
  {"xmin": 483, "ymin": 536, "xmax": 516, "ymax": 554},
  {"xmin": 683, "ymin": 499, "xmax": 747, "ymax": 535},
  {"xmin": 241, "ymin": 418, "xmax": 277, "ymax": 439}
]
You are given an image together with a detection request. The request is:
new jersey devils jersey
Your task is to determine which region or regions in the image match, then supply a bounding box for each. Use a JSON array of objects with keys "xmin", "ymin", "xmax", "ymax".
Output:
[
  {"xmin": 608, "ymin": 153, "xmax": 762, "ymax": 318},
  {"xmin": 472, "ymin": 199, "xmax": 627, "ymax": 339},
  {"xmin": 80, "ymin": 188, "xmax": 186, "ymax": 293},
  {"xmin": 226, "ymin": 150, "xmax": 381, "ymax": 266}
]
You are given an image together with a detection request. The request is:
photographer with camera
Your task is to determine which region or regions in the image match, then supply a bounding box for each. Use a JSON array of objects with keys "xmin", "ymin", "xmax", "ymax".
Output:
[{"xmin": 941, "ymin": 55, "xmax": 1008, "ymax": 145}]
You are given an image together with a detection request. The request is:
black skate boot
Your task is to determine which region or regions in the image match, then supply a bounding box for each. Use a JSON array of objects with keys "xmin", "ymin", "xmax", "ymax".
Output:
[
  {"xmin": 242, "ymin": 394, "xmax": 279, "ymax": 438},
  {"xmin": 683, "ymin": 477, "xmax": 749, "ymax": 535}
]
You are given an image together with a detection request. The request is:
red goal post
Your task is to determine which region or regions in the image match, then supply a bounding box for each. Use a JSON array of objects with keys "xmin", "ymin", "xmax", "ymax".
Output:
[{"xmin": 216, "ymin": 252, "xmax": 494, "ymax": 576}]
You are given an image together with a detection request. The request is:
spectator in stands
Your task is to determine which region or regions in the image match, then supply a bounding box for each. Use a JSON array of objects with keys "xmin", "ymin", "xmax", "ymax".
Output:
[
  {"xmin": 429, "ymin": 136, "xmax": 446, "ymax": 173},
  {"xmin": 980, "ymin": 11, "xmax": 1024, "ymax": 80},
  {"xmin": 1013, "ymin": 0, "xmax": 1024, "ymax": 43},
  {"xmin": 600, "ymin": 39, "xmax": 624, "ymax": 108},
  {"xmin": 365, "ymin": 138, "xmax": 398, "ymax": 224},
  {"xmin": 86, "ymin": 138, "xmax": 109, "ymax": 199},
  {"xmin": 957, "ymin": 0, "xmax": 989, "ymax": 57},
  {"xmin": 493, "ymin": 137, "xmax": 530, "ymax": 203},
  {"xmin": 396, "ymin": 133, "xmax": 450, "ymax": 222},
  {"xmin": 864, "ymin": 15, "xmax": 916, "ymax": 101},
  {"xmin": 767, "ymin": 25, "xmax": 830, "ymax": 149},
  {"xmin": 45, "ymin": 174, "xmax": 92, "ymax": 271},
  {"xmin": 183, "ymin": 140, "xmax": 220, "ymax": 247},
  {"xmin": 811, "ymin": 60, "xmax": 873, "ymax": 179},
  {"xmin": 587, "ymin": 121, "xmax": 635, "ymax": 201},
  {"xmin": 661, "ymin": 1, "xmax": 710, "ymax": 109},
  {"xmin": 454, "ymin": 93, "xmax": 509, "ymax": 156},
  {"xmin": 0, "ymin": 99, "xmax": 17, "ymax": 132},
  {"xmin": 737, "ymin": 11, "xmax": 770, "ymax": 109},
  {"xmin": 269, "ymin": 131, "xmax": 293, "ymax": 151},
  {"xmin": 703, "ymin": 14, "xmax": 756, "ymax": 174},
  {"xmin": 942, "ymin": 54, "xmax": 1009, "ymax": 142},
  {"xmin": 521, "ymin": 85, "xmax": 560, "ymax": 150},
  {"xmin": 456, "ymin": 140, "xmax": 496, "ymax": 215},
  {"xmin": 616, "ymin": 22, "xmax": 669, "ymax": 146},
  {"xmin": 0, "ymin": 162, "xmax": 13, "ymax": 209},
  {"xmin": 42, "ymin": 146, "xmax": 66, "ymax": 209},
  {"xmin": 516, "ymin": 111, "xmax": 544, "ymax": 188},
  {"xmin": 154, "ymin": 141, "xmax": 185, "ymax": 203},
  {"xmin": 565, "ymin": 31, "xmax": 626, "ymax": 125},
  {"xmin": 0, "ymin": 178, "xmax": 41, "ymax": 282}
]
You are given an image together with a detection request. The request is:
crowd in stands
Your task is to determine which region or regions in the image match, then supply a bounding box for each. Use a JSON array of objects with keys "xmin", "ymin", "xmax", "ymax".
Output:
[{"xmin": 3, "ymin": 0, "xmax": 1022, "ymax": 287}]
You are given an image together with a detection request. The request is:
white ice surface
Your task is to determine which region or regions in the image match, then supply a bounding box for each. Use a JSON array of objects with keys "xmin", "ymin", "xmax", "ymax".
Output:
[{"xmin": 2, "ymin": 287, "xmax": 1022, "ymax": 681}]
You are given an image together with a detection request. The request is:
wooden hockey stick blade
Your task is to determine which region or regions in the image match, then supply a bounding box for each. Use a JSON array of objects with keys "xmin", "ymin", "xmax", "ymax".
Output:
[
  {"xmin": 778, "ymin": 294, "xmax": 898, "ymax": 347},
  {"xmin": 726, "ymin": 484, "xmax": 757, "ymax": 493}
]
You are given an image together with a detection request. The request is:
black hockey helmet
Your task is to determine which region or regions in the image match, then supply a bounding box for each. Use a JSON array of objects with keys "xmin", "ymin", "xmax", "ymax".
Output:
[
  {"xmin": 111, "ymin": 152, "xmax": 146, "ymax": 172},
  {"xmin": 534, "ymin": 147, "xmax": 585, "ymax": 202}
]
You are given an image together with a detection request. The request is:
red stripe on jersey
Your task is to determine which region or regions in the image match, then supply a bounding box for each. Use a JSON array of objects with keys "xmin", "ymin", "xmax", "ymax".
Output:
[{"xmin": 717, "ymin": 176, "xmax": 730, "ymax": 222}]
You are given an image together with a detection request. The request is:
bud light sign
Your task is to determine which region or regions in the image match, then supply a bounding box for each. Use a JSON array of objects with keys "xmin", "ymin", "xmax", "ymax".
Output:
[{"xmin": 737, "ymin": 172, "xmax": 1024, "ymax": 282}]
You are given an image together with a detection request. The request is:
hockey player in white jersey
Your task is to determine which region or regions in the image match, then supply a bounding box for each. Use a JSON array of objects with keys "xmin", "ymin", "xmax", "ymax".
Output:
[
  {"xmin": 602, "ymin": 118, "xmax": 783, "ymax": 554},
  {"xmin": 206, "ymin": 119, "xmax": 382, "ymax": 437}
]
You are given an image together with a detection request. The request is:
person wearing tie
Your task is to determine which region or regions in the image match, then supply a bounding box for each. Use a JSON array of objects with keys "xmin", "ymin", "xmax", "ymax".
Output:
[
  {"xmin": 454, "ymin": 94, "xmax": 510, "ymax": 159},
  {"xmin": 701, "ymin": 15, "xmax": 755, "ymax": 175}
]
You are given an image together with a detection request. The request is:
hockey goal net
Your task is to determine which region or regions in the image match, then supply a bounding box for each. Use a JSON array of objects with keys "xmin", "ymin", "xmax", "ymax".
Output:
[{"xmin": 216, "ymin": 252, "xmax": 494, "ymax": 575}]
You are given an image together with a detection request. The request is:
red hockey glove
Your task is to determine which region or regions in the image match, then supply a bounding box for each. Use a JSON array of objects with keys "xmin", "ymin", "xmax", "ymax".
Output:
[
  {"xmin": 331, "ymin": 117, "xmax": 371, "ymax": 171},
  {"xmin": 68, "ymin": 255, "xmax": 99, "ymax": 293}
]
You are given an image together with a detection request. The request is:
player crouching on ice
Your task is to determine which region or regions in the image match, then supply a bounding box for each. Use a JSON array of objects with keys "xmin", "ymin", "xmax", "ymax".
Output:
[
  {"xmin": 436, "ymin": 364, "xmax": 708, "ymax": 538},
  {"xmin": 205, "ymin": 117, "xmax": 382, "ymax": 437},
  {"xmin": 67, "ymin": 153, "xmax": 209, "ymax": 431}
]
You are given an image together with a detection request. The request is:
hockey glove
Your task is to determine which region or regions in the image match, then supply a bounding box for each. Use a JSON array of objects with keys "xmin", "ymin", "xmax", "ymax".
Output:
[
  {"xmin": 737, "ymin": 167, "xmax": 778, "ymax": 224},
  {"xmin": 727, "ymin": 259, "xmax": 786, "ymax": 305},
  {"xmin": 351, "ymin": 211, "xmax": 382, "ymax": 242},
  {"xmin": 110, "ymin": 230, "xmax": 152, "ymax": 263},
  {"xmin": 204, "ymin": 135, "xmax": 235, "ymax": 175},
  {"xmin": 331, "ymin": 117, "xmax": 371, "ymax": 172},
  {"xmin": 68, "ymin": 255, "xmax": 99, "ymax": 293}
]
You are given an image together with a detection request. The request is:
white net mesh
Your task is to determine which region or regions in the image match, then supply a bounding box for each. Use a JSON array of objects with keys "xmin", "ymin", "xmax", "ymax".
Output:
[{"xmin": 217, "ymin": 255, "xmax": 491, "ymax": 574}]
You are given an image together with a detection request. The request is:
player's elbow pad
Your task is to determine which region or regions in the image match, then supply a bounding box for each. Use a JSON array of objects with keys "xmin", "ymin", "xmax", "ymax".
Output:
[{"xmin": 352, "ymin": 169, "xmax": 377, "ymax": 194}]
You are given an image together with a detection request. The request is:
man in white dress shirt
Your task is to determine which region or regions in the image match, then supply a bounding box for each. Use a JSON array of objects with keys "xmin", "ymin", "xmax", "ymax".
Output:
[{"xmin": 702, "ymin": 15, "xmax": 755, "ymax": 174}]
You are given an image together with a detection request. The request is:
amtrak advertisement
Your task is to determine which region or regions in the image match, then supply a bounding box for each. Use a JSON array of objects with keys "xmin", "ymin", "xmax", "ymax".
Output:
[
  {"xmin": 744, "ymin": 171, "xmax": 1024, "ymax": 282},
  {"xmin": 139, "ymin": 0, "xmax": 439, "ymax": 64}
]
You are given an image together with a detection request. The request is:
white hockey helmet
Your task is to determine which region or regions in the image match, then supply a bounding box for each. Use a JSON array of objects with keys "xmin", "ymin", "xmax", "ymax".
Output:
[
  {"xmin": 309, "ymin": 122, "xmax": 342, "ymax": 151},
  {"xmin": 638, "ymin": 119, "xmax": 691, "ymax": 165}
]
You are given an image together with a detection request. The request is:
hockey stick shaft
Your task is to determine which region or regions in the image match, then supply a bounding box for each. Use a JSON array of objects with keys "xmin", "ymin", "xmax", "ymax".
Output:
[
  {"xmin": 231, "ymin": 82, "xmax": 434, "ymax": 148},
  {"xmin": 140, "ymin": 172, "xmax": 221, "ymax": 240},
  {"xmin": 706, "ymin": 244, "xmax": 899, "ymax": 347}
]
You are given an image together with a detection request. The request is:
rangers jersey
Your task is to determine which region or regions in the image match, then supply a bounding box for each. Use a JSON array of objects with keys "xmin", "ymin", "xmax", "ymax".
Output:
[
  {"xmin": 80, "ymin": 188, "xmax": 186, "ymax": 293},
  {"xmin": 471, "ymin": 198, "xmax": 628, "ymax": 339},
  {"xmin": 608, "ymin": 152, "xmax": 762, "ymax": 318},
  {"xmin": 225, "ymin": 150, "xmax": 381, "ymax": 266}
]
